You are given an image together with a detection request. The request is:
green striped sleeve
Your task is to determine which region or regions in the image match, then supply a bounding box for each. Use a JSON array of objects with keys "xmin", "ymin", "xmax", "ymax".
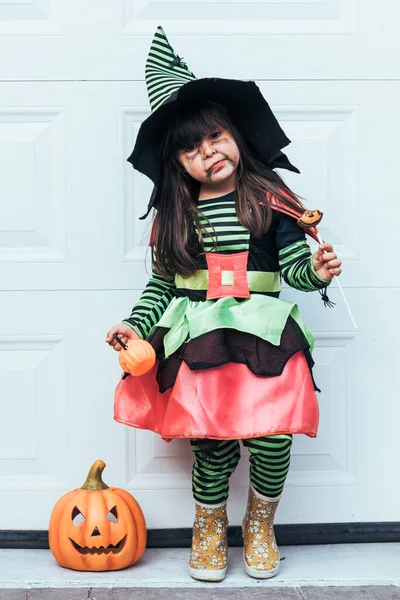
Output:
[
  {"xmin": 122, "ymin": 270, "xmax": 175, "ymax": 339},
  {"xmin": 279, "ymin": 239, "xmax": 332, "ymax": 292}
]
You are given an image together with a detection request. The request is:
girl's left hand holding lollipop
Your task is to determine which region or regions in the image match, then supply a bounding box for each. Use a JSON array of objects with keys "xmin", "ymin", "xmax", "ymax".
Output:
[{"xmin": 312, "ymin": 242, "xmax": 342, "ymax": 280}]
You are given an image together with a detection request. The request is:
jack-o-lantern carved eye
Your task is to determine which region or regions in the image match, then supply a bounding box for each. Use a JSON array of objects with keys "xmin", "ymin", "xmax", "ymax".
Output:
[
  {"xmin": 72, "ymin": 506, "xmax": 85, "ymax": 525},
  {"xmin": 106, "ymin": 506, "xmax": 118, "ymax": 524}
]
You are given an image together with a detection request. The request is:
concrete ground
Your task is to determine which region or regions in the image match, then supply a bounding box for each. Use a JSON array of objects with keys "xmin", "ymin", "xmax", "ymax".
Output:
[{"xmin": 0, "ymin": 543, "xmax": 399, "ymax": 599}]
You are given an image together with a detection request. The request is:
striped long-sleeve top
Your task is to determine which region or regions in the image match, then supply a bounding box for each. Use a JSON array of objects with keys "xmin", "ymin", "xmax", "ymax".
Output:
[{"xmin": 122, "ymin": 191, "xmax": 331, "ymax": 339}]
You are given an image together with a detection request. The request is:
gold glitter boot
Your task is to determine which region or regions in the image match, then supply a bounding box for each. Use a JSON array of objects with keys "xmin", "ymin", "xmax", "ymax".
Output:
[
  {"xmin": 242, "ymin": 485, "xmax": 281, "ymax": 579},
  {"xmin": 189, "ymin": 500, "xmax": 228, "ymax": 581}
]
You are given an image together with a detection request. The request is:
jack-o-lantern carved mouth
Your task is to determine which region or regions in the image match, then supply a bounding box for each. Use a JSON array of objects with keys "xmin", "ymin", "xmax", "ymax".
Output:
[{"xmin": 69, "ymin": 534, "xmax": 127, "ymax": 555}]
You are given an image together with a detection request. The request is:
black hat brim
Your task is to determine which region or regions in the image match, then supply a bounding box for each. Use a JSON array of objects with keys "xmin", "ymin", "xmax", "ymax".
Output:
[{"xmin": 128, "ymin": 77, "xmax": 300, "ymax": 219}]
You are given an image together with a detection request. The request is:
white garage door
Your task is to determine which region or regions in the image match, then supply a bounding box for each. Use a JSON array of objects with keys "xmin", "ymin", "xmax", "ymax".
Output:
[{"xmin": 0, "ymin": 1, "xmax": 399, "ymax": 529}]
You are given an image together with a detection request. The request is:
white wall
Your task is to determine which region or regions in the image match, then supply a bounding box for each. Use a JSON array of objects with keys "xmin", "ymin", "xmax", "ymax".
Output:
[{"xmin": 0, "ymin": 1, "xmax": 398, "ymax": 529}]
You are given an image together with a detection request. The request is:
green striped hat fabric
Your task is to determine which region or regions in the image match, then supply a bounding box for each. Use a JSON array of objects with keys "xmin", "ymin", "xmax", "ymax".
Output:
[{"xmin": 145, "ymin": 25, "xmax": 197, "ymax": 113}]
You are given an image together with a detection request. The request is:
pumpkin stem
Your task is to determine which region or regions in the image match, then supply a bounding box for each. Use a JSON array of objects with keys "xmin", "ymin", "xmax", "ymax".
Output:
[{"xmin": 81, "ymin": 460, "xmax": 109, "ymax": 490}]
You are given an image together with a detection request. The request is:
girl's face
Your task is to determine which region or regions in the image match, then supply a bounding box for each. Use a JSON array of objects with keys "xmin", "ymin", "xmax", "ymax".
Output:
[{"xmin": 175, "ymin": 127, "xmax": 240, "ymax": 187}]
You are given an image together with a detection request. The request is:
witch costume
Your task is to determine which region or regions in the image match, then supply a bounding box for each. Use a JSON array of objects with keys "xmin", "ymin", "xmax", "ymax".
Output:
[
  {"xmin": 113, "ymin": 25, "xmax": 330, "ymax": 442},
  {"xmin": 113, "ymin": 25, "xmax": 333, "ymax": 582}
]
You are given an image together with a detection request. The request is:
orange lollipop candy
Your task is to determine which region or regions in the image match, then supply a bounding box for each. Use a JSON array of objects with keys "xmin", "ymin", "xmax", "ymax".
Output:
[{"xmin": 296, "ymin": 209, "xmax": 323, "ymax": 231}]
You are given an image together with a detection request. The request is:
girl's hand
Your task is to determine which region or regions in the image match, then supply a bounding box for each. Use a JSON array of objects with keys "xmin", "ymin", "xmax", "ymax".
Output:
[
  {"xmin": 312, "ymin": 242, "xmax": 342, "ymax": 281},
  {"xmin": 105, "ymin": 324, "xmax": 141, "ymax": 351}
]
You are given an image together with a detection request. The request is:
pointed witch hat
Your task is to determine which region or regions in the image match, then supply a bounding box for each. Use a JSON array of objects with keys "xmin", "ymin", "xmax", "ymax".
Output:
[{"xmin": 128, "ymin": 26, "xmax": 300, "ymax": 219}]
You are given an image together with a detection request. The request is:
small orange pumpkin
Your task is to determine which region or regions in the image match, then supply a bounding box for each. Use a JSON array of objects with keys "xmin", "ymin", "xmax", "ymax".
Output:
[
  {"xmin": 115, "ymin": 334, "xmax": 156, "ymax": 376},
  {"xmin": 49, "ymin": 460, "xmax": 147, "ymax": 571}
]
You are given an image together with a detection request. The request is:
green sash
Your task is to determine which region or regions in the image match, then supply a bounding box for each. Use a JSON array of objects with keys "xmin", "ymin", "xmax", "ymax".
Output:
[{"xmin": 175, "ymin": 270, "xmax": 281, "ymax": 293}]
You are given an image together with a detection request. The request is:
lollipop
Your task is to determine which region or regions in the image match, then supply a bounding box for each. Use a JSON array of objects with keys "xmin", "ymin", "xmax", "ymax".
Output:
[
  {"xmin": 113, "ymin": 334, "xmax": 156, "ymax": 376},
  {"xmin": 296, "ymin": 209, "xmax": 323, "ymax": 230},
  {"xmin": 296, "ymin": 209, "xmax": 357, "ymax": 330}
]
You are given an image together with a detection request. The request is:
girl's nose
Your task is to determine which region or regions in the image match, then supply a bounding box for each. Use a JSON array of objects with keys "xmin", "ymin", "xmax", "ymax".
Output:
[{"xmin": 201, "ymin": 140, "xmax": 216, "ymax": 157}]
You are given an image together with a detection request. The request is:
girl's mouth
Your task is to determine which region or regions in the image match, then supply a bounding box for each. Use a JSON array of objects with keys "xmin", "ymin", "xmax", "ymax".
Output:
[{"xmin": 210, "ymin": 159, "xmax": 225, "ymax": 172}]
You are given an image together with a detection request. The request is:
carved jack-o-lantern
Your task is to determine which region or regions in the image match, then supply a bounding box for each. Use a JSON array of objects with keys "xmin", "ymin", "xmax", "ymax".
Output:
[{"xmin": 49, "ymin": 460, "xmax": 146, "ymax": 571}]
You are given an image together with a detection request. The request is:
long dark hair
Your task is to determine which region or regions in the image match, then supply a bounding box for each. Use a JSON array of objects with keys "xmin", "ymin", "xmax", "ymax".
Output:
[{"xmin": 151, "ymin": 100, "xmax": 305, "ymax": 278}]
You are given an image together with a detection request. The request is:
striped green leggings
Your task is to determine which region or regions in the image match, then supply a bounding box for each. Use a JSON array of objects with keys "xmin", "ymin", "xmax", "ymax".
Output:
[{"xmin": 190, "ymin": 435, "xmax": 293, "ymax": 504}]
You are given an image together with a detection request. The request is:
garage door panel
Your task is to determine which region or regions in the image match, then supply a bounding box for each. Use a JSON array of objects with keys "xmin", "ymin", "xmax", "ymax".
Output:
[
  {"xmin": 0, "ymin": 2, "xmax": 398, "ymax": 80},
  {"xmin": 1, "ymin": 2, "xmax": 399, "ymax": 530}
]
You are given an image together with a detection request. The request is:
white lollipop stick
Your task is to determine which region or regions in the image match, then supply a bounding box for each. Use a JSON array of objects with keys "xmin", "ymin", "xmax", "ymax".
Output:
[{"xmin": 315, "ymin": 234, "xmax": 358, "ymax": 331}]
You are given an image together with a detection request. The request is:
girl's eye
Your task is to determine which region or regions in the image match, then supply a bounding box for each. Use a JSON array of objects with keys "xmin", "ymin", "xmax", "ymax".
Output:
[
  {"xmin": 210, "ymin": 131, "xmax": 220, "ymax": 139},
  {"xmin": 184, "ymin": 144, "xmax": 197, "ymax": 153}
]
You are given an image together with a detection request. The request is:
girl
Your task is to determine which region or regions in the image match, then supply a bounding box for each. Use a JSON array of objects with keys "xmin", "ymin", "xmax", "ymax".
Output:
[{"xmin": 106, "ymin": 26, "xmax": 342, "ymax": 582}]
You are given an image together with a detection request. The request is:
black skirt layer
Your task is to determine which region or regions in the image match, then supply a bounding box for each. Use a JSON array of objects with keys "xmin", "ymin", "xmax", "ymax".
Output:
[{"xmin": 144, "ymin": 316, "xmax": 319, "ymax": 394}]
